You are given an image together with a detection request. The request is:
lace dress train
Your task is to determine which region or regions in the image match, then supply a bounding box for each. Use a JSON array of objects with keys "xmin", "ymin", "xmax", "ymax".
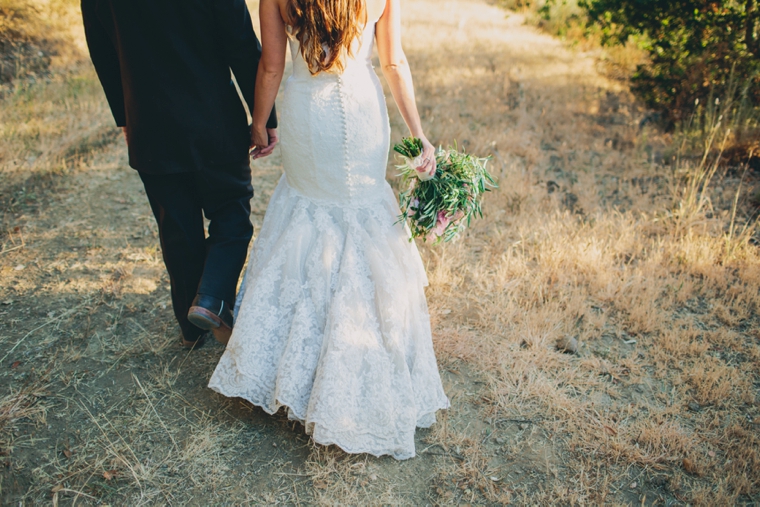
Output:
[{"xmin": 208, "ymin": 17, "xmax": 449, "ymax": 460}]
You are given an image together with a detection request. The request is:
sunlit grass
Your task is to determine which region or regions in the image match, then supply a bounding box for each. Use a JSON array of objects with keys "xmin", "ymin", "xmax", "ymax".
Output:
[{"xmin": 399, "ymin": 0, "xmax": 760, "ymax": 503}]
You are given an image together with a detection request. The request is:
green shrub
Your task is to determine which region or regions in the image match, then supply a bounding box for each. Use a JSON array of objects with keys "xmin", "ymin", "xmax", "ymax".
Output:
[{"xmin": 579, "ymin": 0, "xmax": 760, "ymax": 128}]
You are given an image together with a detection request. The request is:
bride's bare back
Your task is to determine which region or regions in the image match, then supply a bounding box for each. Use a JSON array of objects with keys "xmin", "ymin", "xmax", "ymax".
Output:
[
  {"xmin": 253, "ymin": 0, "xmax": 437, "ymax": 176},
  {"xmin": 273, "ymin": 0, "xmax": 386, "ymax": 27}
]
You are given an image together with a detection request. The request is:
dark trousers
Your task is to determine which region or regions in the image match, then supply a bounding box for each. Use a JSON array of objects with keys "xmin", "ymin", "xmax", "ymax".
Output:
[{"xmin": 139, "ymin": 163, "xmax": 254, "ymax": 341}]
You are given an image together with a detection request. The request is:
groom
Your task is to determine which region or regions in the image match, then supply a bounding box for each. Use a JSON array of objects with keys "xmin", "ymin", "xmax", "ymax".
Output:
[{"xmin": 81, "ymin": 0, "xmax": 277, "ymax": 348}]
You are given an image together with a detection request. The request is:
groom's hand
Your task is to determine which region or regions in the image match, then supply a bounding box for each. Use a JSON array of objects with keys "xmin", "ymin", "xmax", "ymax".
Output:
[
  {"xmin": 260, "ymin": 128, "xmax": 278, "ymax": 157},
  {"xmin": 250, "ymin": 127, "xmax": 278, "ymax": 160}
]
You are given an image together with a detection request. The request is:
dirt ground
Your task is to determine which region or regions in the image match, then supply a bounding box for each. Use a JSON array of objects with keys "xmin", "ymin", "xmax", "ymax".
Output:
[{"xmin": 2, "ymin": 0, "xmax": 759, "ymax": 505}]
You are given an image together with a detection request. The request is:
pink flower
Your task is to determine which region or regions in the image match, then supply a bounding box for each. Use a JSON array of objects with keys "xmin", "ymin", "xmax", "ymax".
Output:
[
  {"xmin": 424, "ymin": 212, "xmax": 449, "ymax": 242},
  {"xmin": 433, "ymin": 211, "xmax": 450, "ymax": 235}
]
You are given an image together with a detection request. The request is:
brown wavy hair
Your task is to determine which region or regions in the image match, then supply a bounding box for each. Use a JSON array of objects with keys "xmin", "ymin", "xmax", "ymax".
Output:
[{"xmin": 287, "ymin": 0, "xmax": 367, "ymax": 75}]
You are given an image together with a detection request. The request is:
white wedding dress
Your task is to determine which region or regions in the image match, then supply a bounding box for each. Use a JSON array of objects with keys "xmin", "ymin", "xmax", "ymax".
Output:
[{"xmin": 208, "ymin": 14, "xmax": 449, "ymax": 460}]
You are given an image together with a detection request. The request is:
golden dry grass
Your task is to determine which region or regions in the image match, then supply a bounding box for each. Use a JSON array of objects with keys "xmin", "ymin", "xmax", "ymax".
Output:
[
  {"xmin": 400, "ymin": 2, "xmax": 760, "ymax": 503},
  {"xmin": 497, "ymin": 0, "xmax": 650, "ymax": 81},
  {"xmin": 0, "ymin": 0, "xmax": 759, "ymax": 505},
  {"xmin": 0, "ymin": 0, "xmax": 83, "ymax": 82}
]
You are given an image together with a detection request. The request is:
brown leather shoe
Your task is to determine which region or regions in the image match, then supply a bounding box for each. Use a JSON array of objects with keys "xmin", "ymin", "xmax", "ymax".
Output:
[
  {"xmin": 187, "ymin": 294, "xmax": 233, "ymax": 346},
  {"xmin": 210, "ymin": 326, "xmax": 232, "ymax": 346}
]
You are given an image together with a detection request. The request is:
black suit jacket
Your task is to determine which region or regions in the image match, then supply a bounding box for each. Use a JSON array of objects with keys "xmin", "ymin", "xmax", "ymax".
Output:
[{"xmin": 82, "ymin": 0, "xmax": 277, "ymax": 174}]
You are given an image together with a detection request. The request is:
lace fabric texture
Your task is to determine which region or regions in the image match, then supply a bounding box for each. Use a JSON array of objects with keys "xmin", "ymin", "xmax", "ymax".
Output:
[{"xmin": 208, "ymin": 18, "xmax": 449, "ymax": 460}]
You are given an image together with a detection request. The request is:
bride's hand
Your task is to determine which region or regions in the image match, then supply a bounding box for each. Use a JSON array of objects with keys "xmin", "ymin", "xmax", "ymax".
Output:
[
  {"xmin": 418, "ymin": 136, "xmax": 436, "ymax": 177},
  {"xmin": 250, "ymin": 127, "xmax": 278, "ymax": 159}
]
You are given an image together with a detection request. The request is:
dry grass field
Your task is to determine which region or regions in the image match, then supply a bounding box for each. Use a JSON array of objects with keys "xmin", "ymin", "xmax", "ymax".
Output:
[{"xmin": 1, "ymin": 0, "xmax": 759, "ymax": 505}]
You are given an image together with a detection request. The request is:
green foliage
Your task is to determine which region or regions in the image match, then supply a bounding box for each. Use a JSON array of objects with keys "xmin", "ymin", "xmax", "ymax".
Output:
[
  {"xmin": 579, "ymin": 0, "xmax": 760, "ymax": 126},
  {"xmin": 393, "ymin": 137, "xmax": 424, "ymax": 159},
  {"xmin": 395, "ymin": 138, "xmax": 496, "ymax": 244}
]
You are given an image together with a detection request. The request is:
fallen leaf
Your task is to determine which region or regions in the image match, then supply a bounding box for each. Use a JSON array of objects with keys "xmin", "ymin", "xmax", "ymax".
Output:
[
  {"xmin": 557, "ymin": 336, "xmax": 579, "ymax": 354},
  {"xmin": 51, "ymin": 484, "xmax": 64, "ymax": 493},
  {"xmin": 63, "ymin": 449, "xmax": 72, "ymax": 459},
  {"xmin": 103, "ymin": 470, "xmax": 118, "ymax": 481},
  {"xmin": 10, "ymin": 361, "xmax": 20, "ymax": 369},
  {"xmin": 683, "ymin": 458, "xmax": 699, "ymax": 475}
]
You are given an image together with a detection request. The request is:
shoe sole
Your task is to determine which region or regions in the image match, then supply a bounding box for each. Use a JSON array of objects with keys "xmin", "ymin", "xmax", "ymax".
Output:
[
  {"xmin": 188, "ymin": 306, "xmax": 232, "ymax": 345},
  {"xmin": 188, "ymin": 306, "xmax": 224, "ymax": 329}
]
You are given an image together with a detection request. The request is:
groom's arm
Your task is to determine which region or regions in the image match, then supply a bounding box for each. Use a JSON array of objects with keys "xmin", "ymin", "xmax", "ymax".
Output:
[
  {"xmin": 213, "ymin": 0, "xmax": 277, "ymax": 129},
  {"xmin": 81, "ymin": 0, "xmax": 126, "ymax": 127}
]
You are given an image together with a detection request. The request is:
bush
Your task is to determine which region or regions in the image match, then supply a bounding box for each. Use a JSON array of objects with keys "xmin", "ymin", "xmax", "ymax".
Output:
[{"xmin": 579, "ymin": 0, "xmax": 760, "ymax": 128}]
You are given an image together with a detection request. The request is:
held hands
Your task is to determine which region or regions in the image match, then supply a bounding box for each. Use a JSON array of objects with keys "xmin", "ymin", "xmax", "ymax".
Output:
[{"xmin": 251, "ymin": 127, "xmax": 278, "ymax": 160}]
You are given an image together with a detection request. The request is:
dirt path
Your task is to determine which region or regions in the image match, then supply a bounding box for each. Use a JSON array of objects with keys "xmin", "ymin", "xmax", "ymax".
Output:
[{"xmin": 3, "ymin": 0, "xmax": 758, "ymax": 505}]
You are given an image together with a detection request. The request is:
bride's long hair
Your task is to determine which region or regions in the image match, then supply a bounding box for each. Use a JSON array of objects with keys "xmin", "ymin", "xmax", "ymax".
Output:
[{"xmin": 287, "ymin": 0, "xmax": 367, "ymax": 75}]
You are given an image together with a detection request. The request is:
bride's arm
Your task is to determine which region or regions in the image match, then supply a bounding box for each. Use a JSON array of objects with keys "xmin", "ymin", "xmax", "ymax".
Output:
[
  {"xmin": 251, "ymin": 0, "xmax": 288, "ymax": 158},
  {"xmin": 376, "ymin": 0, "xmax": 436, "ymax": 175}
]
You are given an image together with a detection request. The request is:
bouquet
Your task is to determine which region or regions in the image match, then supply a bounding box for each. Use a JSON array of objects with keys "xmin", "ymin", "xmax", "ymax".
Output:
[{"xmin": 394, "ymin": 137, "xmax": 496, "ymax": 244}]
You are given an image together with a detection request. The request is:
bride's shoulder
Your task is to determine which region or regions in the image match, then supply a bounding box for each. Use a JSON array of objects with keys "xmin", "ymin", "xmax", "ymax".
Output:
[
  {"xmin": 270, "ymin": 0, "xmax": 292, "ymax": 25},
  {"xmin": 366, "ymin": 0, "xmax": 387, "ymax": 22}
]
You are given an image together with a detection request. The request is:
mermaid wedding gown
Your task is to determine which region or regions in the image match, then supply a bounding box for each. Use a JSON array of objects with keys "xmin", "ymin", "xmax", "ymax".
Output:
[{"xmin": 208, "ymin": 14, "xmax": 449, "ymax": 460}]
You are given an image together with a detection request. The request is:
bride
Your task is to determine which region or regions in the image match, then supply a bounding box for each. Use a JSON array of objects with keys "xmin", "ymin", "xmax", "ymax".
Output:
[{"xmin": 208, "ymin": 0, "xmax": 449, "ymax": 460}]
